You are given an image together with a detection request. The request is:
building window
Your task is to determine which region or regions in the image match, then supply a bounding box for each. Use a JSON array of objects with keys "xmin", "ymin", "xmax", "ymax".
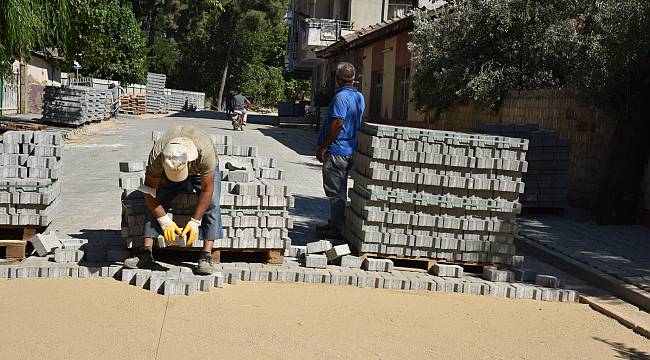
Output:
[
  {"xmin": 370, "ymin": 71, "xmax": 383, "ymax": 121},
  {"xmin": 387, "ymin": 0, "xmax": 415, "ymax": 19},
  {"xmin": 393, "ymin": 66, "xmax": 410, "ymax": 120}
]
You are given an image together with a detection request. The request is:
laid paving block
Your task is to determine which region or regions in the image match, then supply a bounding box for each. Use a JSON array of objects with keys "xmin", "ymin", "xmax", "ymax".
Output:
[
  {"xmin": 306, "ymin": 240, "xmax": 332, "ymax": 254},
  {"xmin": 304, "ymin": 254, "xmax": 328, "ymax": 269},
  {"xmin": 363, "ymin": 258, "xmax": 393, "ymax": 273},
  {"xmin": 340, "ymin": 255, "xmax": 363, "ymax": 269},
  {"xmin": 535, "ymin": 274, "xmax": 560, "ymax": 288},
  {"xmin": 325, "ymin": 244, "xmax": 351, "ymax": 262},
  {"xmin": 483, "ymin": 267, "xmax": 515, "ymax": 282},
  {"xmin": 432, "ymin": 264, "xmax": 464, "ymax": 278}
]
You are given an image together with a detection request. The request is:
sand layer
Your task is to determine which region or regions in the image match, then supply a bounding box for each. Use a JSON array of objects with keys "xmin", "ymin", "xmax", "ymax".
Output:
[{"xmin": 1, "ymin": 278, "xmax": 648, "ymax": 360}]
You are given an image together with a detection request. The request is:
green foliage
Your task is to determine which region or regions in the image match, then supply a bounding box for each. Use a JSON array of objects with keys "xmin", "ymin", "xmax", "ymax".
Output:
[
  {"xmin": 285, "ymin": 78, "xmax": 311, "ymax": 102},
  {"xmin": 239, "ymin": 64, "xmax": 285, "ymax": 107},
  {"xmin": 411, "ymin": 0, "xmax": 650, "ymax": 115},
  {"xmin": 0, "ymin": 0, "xmax": 70, "ymax": 77},
  {"xmin": 411, "ymin": 1, "xmax": 580, "ymax": 113},
  {"xmin": 66, "ymin": 0, "xmax": 147, "ymax": 83}
]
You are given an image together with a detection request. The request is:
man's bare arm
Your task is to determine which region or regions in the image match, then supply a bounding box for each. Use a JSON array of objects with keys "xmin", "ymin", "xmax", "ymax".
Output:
[
  {"xmin": 143, "ymin": 175, "xmax": 166, "ymax": 218},
  {"xmin": 317, "ymin": 118, "xmax": 344, "ymax": 162},
  {"xmin": 193, "ymin": 172, "xmax": 215, "ymax": 221}
]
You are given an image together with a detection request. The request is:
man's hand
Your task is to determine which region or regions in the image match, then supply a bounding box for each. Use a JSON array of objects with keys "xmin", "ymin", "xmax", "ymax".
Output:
[
  {"xmin": 181, "ymin": 218, "xmax": 201, "ymax": 246},
  {"xmin": 317, "ymin": 147, "xmax": 327, "ymax": 163},
  {"xmin": 157, "ymin": 214, "xmax": 182, "ymax": 245}
]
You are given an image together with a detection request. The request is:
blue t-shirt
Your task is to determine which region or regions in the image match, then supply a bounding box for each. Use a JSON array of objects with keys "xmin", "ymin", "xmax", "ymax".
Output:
[{"xmin": 318, "ymin": 86, "xmax": 366, "ymax": 156}]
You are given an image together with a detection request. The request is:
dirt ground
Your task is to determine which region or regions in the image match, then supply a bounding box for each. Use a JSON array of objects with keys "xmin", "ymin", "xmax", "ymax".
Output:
[{"xmin": 1, "ymin": 279, "xmax": 648, "ymax": 360}]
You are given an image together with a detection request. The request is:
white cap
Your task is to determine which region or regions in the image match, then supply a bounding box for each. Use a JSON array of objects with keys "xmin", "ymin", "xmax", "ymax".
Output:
[{"xmin": 162, "ymin": 137, "xmax": 198, "ymax": 182}]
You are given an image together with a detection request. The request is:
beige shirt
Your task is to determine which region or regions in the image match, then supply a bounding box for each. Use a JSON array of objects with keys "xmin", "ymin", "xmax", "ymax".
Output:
[{"xmin": 146, "ymin": 125, "xmax": 218, "ymax": 180}]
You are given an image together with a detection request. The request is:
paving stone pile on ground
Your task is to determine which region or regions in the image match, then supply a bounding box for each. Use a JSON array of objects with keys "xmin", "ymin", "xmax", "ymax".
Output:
[
  {"xmin": 41, "ymin": 86, "xmax": 112, "ymax": 126},
  {"xmin": 0, "ymin": 256, "xmax": 578, "ymax": 301},
  {"xmin": 146, "ymin": 72, "xmax": 167, "ymax": 114},
  {"xmin": 520, "ymin": 216, "xmax": 650, "ymax": 292},
  {"xmin": 344, "ymin": 123, "xmax": 528, "ymax": 265},
  {"xmin": 119, "ymin": 130, "xmax": 294, "ymax": 251},
  {"xmin": 475, "ymin": 123, "xmax": 569, "ymax": 209},
  {"xmin": 0, "ymin": 131, "xmax": 63, "ymax": 226}
]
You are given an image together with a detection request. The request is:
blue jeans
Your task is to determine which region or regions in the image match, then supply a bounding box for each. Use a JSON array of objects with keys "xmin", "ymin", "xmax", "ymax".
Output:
[
  {"xmin": 143, "ymin": 168, "xmax": 223, "ymax": 240},
  {"xmin": 322, "ymin": 154, "xmax": 353, "ymax": 231}
]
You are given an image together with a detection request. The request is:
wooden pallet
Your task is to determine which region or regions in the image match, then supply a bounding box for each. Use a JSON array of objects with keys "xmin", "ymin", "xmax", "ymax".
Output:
[
  {"xmin": 0, "ymin": 120, "xmax": 48, "ymax": 133},
  {"xmin": 0, "ymin": 225, "xmax": 44, "ymax": 260},
  {"xmin": 211, "ymin": 248, "xmax": 283, "ymax": 265},
  {"xmin": 350, "ymin": 242, "xmax": 497, "ymax": 272}
]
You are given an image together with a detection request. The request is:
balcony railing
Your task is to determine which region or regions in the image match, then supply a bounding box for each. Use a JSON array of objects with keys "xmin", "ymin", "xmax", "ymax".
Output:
[{"xmin": 302, "ymin": 18, "xmax": 354, "ymax": 49}]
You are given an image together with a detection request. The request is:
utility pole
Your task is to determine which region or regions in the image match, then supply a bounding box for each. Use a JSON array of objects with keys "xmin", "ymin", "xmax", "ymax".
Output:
[{"xmin": 19, "ymin": 52, "xmax": 27, "ymax": 114}]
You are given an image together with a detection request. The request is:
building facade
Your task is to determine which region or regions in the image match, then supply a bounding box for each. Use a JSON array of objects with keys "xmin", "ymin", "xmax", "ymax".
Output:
[{"xmin": 285, "ymin": 0, "xmax": 439, "ymax": 103}]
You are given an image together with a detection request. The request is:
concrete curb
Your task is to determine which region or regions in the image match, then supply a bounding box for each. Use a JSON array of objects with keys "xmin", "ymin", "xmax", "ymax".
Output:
[
  {"xmin": 516, "ymin": 236, "xmax": 650, "ymax": 312},
  {"xmin": 579, "ymin": 295, "xmax": 650, "ymax": 340}
]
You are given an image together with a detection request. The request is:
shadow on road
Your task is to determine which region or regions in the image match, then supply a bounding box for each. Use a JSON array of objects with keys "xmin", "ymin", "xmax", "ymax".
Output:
[
  {"xmin": 593, "ymin": 337, "xmax": 650, "ymax": 360},
  {"xmin": 259, "ymin": 127, "xmax": 318, "ymax": 156}
]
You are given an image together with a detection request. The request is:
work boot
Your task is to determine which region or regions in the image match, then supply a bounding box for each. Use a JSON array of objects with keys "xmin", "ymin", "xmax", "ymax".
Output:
[
  {"xmin": 196, "ymin": 251, "xmax": 215, "ymax": 275},
  {"xmin": 123, "ymin": 249, "xmax": 155, "ymax": 269}
]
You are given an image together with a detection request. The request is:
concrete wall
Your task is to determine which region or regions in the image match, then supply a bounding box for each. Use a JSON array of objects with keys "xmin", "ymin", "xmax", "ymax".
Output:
[
  {"xmin": 26, "ymin": 55, "xmax": 62, "ymax": 114},
  {"xmin": 350, "ymin": 0, "xmax": 384, "ymax": 28}
]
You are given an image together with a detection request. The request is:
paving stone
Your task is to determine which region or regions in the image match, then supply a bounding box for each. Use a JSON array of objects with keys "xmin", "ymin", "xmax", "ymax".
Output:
[
  {"xmin": 512, "ymin": 268, "xmax": 538, "ymax": 282},
  {"xmin": 29, "ymin": 231, "xmax": 62, "ymax": 256},
  {"xmin": 325, "ymin": 244, "xmax": 351, "ymax": 262},
  {"xmin": 483, "ymin": 268, "xmax": 515, "ymax": 282},
  {"xmin": 535, "ymin": 274, "xmax": 560, "ymax": 288},
  {"xmin": 305, "ymin": 254, "xmax": 328, "ymax": 269},
  {"xmin": 431, "ymin": 264, "xmax": 464, "ymax": 278},
  {"xmin": 363, "ymin": 258, "xmax": 393, "ymax": 273},
  {"xmin": 340, "ymin": 255, "xmax": 363, "ymax": 269},
  {"xmin": 306, "ymin": 240, "xmax": 332, "ymax": 254}
]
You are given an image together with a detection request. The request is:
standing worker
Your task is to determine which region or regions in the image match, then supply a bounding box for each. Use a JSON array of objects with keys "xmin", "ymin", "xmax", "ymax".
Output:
[
  {"xmin": 315, "ymin": 63, "xmax": 365, "ymax": 239},
  {"xmin": 124, "ymin": 125, "xmax": 222, "ymax": 275},
  {"xmin": 109, "ymin": 83, "xmax": 125, "ymax": 118}
]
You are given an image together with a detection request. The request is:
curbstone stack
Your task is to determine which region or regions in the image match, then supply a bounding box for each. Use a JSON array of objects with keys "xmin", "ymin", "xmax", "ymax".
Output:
[
  {"xmin": 119, "ymin": 131, "xmax": 294, "ymax": 255},
  {"xmin": 343, "ymin": 123, "xmax": 528, "ymax": 266},
  {"xmin": 0, "ymin": 131, "xmax": 64, "ymax": 226},
  {"xmin": 146, "ymin": 73, "xmax": 167, "ymax": 114},
  {"xmin": 42, "ymin": 86, "xmax": 112, "ymax": 126},
  {"xmin": 475, "ymin": 123, "xmax": 569, "ymax": 209}
]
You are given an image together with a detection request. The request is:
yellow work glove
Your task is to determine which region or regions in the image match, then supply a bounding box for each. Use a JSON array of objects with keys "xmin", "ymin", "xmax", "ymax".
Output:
[
  {"xmin": 181, "ymin": 218, "xmax": 201, "ymax": 246},
  {"xmin": 157, "ymin": 214, "xmax": 182, "ymax": 245}
]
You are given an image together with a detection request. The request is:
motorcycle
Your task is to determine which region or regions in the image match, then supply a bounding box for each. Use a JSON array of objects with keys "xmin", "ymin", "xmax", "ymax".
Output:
[{"xmin": 232, "ymin": 110, "xmax": 245, "ymax": 131}]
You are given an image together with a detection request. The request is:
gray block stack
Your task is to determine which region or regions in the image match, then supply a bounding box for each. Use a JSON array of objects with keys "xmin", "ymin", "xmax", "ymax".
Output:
[
  {"xmin": 0, "ymin": 131, "xmax": 63, "ymax": 226},
  {"xmin": 166, "ymin": 89, "xmax": 206, "ymax": 112},
  {"xmin": 146, "ymin": 72, "xmax": 167, "ymax": 113},
  {"xmin": 120, "ymin": 131, "xmax": 293, "ymax": 253},
  {"xmin": 475, "ymin": 123, "xmax": 569, "ymax": 209},
  {"xmin": 343, "ymin": 123, "xmax": 528, "ymax": 265},
  {"xmin": 42, "ymin": 86, "xmax": 112, "ymax": 126}
]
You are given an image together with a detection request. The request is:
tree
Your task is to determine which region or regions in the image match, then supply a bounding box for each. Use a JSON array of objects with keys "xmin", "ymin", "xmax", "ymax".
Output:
[
  {"xmin": 410, "ymin": 0, "xmax": 580, "ymax": 114},
  {"xmin": 65, "ymin": 0, "xmax": 147, "ymax": 83},
  {"xmin": 0, "ymin": 0, "xmax": 70, "ymax": 78},
  {"xmin": 410, "ymin": 0, "xmax": 650, "ymax": 224},
  {"xmin": 215, "ymin": 0, "xmax": 287, "ymax": 110}
]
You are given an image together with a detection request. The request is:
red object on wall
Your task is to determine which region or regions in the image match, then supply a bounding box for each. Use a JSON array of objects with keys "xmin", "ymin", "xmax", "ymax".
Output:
[
  {"xmin": 395, "ymin": 32, "xmax": 412, "ymax": 66},
  {"xmin": 372, "ymin": 41, "xmax": 385, "ymax": 71}
]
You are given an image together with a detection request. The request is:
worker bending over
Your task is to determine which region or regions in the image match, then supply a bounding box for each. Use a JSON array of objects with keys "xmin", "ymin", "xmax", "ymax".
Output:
[{"xmin": 124, "ymin": 125, "xmax": 222, "ymax": 275}]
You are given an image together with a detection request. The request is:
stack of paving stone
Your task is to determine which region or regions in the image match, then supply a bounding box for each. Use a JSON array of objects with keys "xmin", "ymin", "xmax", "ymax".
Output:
[
  {"xmin": 42, "ymin": 86, "xmax": 112, "ymax": 126},
  {"xmin": 0, "ymin": 131, "xmax": 63, "ymax": 226},
  {"xmin": 475, "ymin": 123, "xmax": 569, "ymax": 209},
  {"xmin": 119, "ymin": 94, "xmax": 147, "ymax": 115},
  {"xmin": 166, "ymin": 90, "xmax": 205, "ymax": 112},
  {"xmin": 119, "ymin": 131, "xmax": 293, "ymax": 253},
  {"xmin": 343, "ymin": 123, "xmax": 528, "ymax": 266},
  {"xmin": 146, "ymin": 72, "xmax": 167, "ymax": 113}
]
